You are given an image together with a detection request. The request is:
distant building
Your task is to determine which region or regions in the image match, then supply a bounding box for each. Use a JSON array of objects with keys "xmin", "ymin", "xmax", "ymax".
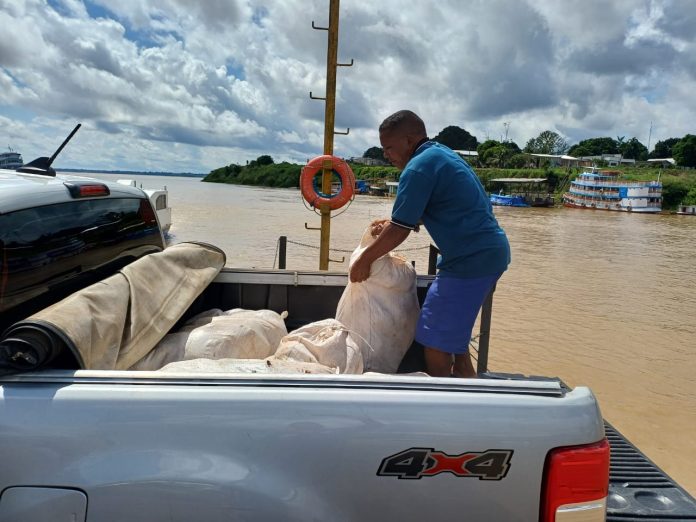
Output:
[
  {"xmin": 529, "ymin": 153, "xmax": 580, "ymax": 167},
  {"xmin": 453, "ymin": 150, "xmax": 479, "ymax": 159},
  {"xmin": 350, "ymin": 157, "xmax": 388, "ymax": 166},
  {"xmin": 647, "ymin": 158, "xmax": 676, "ymax": 167},
  {"xmin": 577, "ymin": 154, "xmax": 635, "ymax": 166}
]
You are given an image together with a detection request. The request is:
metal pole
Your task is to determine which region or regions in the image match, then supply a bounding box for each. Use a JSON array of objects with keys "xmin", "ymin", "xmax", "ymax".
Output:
[
  {"xmin": 278, "ymin": 236, "xmax": 287, "ymax": 270},
  {"xmin": 476, "ymin": 284, "xmax": 496, "ymax": 374},
  {"xmin": 319, "ymin": 0, "xmax": 340, "ymax": 270},
  {"xmin": 428, "ymin": 244, "xmax": 439, "ymax": 275}
]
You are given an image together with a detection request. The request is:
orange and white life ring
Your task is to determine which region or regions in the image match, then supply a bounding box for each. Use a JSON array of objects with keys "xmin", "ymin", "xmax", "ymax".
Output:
[{"xmin": 300, "ymin": 155, "xmax": 355, "ymax": 210}]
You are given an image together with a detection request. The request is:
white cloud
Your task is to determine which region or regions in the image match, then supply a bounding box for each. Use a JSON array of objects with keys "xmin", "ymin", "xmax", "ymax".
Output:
[{"xmin": 0, "ymin": 0, "xmax": 694, "ymax": 172}]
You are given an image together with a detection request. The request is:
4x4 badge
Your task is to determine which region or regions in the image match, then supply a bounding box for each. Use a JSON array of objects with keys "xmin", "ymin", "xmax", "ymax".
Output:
[{"xmin": 377, "ymin": 448, "xmax": 513, "ymax": 480}]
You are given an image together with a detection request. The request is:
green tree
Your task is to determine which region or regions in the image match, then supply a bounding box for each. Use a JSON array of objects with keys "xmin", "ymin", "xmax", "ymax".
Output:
[
  {"xmin": 433, "ymin": 125, "xmax": 479, "ymax": 150},
  {"xmin": 662, "ymin": 179, "xmax": 690, "ymax": 208},
  {"xmin": 619, "ymin": 138, "xmax": 648, "ymax": 160},
  {"xmin": 683, "ymin": 187, "xmax": 696, "ymax": 205},
  {"xmin": 524, "ymin": 130, "xmax": 569, "ymax": 155},
  {"xmin": 477, "ymin": 139, "xmax": 501, "ymax": 156},
  {"xmin": 363, "ymin": 146, "xmax": 385, "ymax": 162},
  {"xmin": 568, "ymin": 137, "xmax": 619, "ymax": 156},
  {"xmin": 569, "ymin": 145, "xmax": 593, "ymax": 157},
  {"xmin": 649, "ymin": 138, "xmax": 680, "ymax": 159},
  {"xmin": 673, "ymin": 135, "xmax": 696, "ymax": 167},
  {"xmin": 248, "ymin": 155, "xmax": 274, "ymax": 168},
  {"xmin": 508, "ymin": 153, "xmax": 530, "ymax": 168},
  {"xmin": 481, "ymin": 144, "xmax": 516, "ymax": 167},
  {"xmin": 257, "ymin": 155, "xmax": 274, "ymax": 166},
  {"xmin": 502, "ymin": 141, "xmax": 521, "ymax": 154}
]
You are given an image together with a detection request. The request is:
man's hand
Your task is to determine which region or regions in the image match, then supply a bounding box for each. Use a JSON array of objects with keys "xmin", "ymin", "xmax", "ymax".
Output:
[
  {"xmin": 350, "ymin": 220, "xmax": 411, "ymax": 283},
  {"xmin": 370, "ymin": 218, "xmax": 389, "ymax": 238},
  {"xmin": 349, "ymin": 254, "xmax": 372, "ymax": 283}
]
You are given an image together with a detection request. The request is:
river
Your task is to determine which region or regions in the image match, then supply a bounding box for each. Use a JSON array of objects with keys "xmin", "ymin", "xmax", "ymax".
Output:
[{"xmin": 90, "ymin": 173, "xmax": 696, "ymax": 494}]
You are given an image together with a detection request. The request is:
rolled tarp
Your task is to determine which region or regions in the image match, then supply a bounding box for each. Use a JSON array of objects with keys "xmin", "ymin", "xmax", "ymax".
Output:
[{"xmin": 0, "ymin": 242, "xmax": 226, "ymax": 373}]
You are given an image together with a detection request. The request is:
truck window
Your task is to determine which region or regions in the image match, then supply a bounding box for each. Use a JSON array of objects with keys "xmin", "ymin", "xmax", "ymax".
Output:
[{"xmin": 0, "ymin": 197, "xmax": 162, "ymax": 314}]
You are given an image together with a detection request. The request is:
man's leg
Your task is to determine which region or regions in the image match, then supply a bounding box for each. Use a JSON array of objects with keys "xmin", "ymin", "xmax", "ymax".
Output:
[
  {"xmin": 453, "ymin": 351, "xmax": 477, "ymax": 378},
  {"xmin": 424, "ymin": 347, "xmax": 453, "ymax": 377}
]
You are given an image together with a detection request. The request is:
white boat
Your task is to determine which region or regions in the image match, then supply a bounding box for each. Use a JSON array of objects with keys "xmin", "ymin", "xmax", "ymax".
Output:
[
  {"xmin": 562, "ymin": 167, "xmax": 662, "ymax": 213},
  {"xmin": 0, "ymin": 149, "xmax": 23, "ymax": 170},
  {"xmin": 676, "ymin": 204, "xmax": 696, "ymax": 215},
  {"xmin": 117, "ymin": 179, "xmax": 172, "ymax": 234}
]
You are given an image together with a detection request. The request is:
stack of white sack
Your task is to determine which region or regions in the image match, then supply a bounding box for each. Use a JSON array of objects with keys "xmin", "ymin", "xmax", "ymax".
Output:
[
  {"xmin": 274, "ymin": 319, "xmax": 364, "ymax": 374},
  {"xmin": 336, "ymin": 224, "xmax": 420, "ymax": 373},
  {"xmin": 158, "ymin": 357, "xmax": 338, "ymax": 374},
  {"xmin": 131, "ymin": 308, "xmax": 289, "ymax": 371}
]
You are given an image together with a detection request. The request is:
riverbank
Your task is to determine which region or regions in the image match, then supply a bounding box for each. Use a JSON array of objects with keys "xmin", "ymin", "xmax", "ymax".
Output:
[{"xmin": 203, "ymin": 160, "xmax": 696, "ymax": 210}]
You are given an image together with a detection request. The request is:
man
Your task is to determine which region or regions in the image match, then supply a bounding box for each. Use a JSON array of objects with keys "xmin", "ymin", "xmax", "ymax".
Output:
[{"xmin": 349, "ymin": 110, "xmax": 510, "ymax": 378}]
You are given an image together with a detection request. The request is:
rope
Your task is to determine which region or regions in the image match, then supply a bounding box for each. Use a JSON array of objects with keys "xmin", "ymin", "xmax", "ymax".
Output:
[
  {"xmin": 286, "ymin": 239, "xmax": 353, "ymax": 253},
  {"xmin": 284, "ymin": 238, "xmax": 431, "ymax": 255},
  {"xmin": 300, "ymin": 190, "xmax": 355, "ymax": 218}
]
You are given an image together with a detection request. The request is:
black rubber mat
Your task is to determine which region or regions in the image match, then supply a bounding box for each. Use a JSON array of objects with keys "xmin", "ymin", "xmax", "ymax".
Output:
[{"xmin": 606, "ymin": 422, "xmax": 696, "ymax": 520}]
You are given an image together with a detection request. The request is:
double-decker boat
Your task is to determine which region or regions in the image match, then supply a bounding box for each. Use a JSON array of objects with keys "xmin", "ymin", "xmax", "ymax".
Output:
[
  {"xmin": 563, "ymin": 167, "xmax": 662, "ymax": 213},
  {"xmin": 0, "ymin": 149, "xmax": 23, "ymax": 170}
]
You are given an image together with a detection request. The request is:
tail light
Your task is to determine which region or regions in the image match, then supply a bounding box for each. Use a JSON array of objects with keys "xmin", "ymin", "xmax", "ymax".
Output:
[
  {"xmin": 64, "ymin": 182, "xmax": 110, "ymax": 198},
  {"xmin": 540, "ymin": 438, "xmax": 610, "ymax": 522}
]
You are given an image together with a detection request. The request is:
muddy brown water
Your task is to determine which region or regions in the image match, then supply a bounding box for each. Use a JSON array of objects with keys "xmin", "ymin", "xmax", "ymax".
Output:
[{"xmin": 90, "ymin": 173, "xmax": 696, "ymax": 494}]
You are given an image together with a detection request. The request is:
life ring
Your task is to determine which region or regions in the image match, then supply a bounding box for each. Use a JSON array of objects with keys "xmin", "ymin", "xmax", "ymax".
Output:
[{"xmin": 300, "ymin": 155, "xmax": 355, "ymax": 210}]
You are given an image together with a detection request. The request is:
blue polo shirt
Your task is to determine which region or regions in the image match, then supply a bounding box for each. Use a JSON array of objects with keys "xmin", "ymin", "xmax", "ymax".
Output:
[{"xmin": 391, "ymin": 141, "xmax": 510, "ymax": 278}]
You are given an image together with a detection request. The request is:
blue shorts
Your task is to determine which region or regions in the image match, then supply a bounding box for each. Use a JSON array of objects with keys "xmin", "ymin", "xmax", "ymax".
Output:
[{"xmin": 415, "ymin": 273, "xmax": 502, "ymax": 354}]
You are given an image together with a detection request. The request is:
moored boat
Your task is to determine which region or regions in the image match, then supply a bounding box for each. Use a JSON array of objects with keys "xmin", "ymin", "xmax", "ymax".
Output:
[
  {"xmin": 676, "ymin": 204, "xmax": 696, "ymax": 215},
  {"xmin": 563, "ymin": 167, "xmax": 661, "ymax": 213},
  {"xmin": 490, "ymin": 192, "xmax": 529, "ymax": 207},
  {"xmin": 488, "ymin": 178, "xmax": 554, "ymax": 208},
  {"xmin": 118, "ymin": 179, "xmax": 172, "ymax": 234}
]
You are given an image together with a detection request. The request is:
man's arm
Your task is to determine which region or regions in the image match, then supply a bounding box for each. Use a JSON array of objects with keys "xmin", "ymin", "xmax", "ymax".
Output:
[{"xmin": 349, "ymin": 222, "xmax": 411, "ymax": 282}]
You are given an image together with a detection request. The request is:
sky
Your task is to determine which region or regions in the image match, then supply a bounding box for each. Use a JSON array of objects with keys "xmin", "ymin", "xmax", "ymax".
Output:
[{"xmin": 1, "ymin": 0, "xmax": 695, "ymax": 173}]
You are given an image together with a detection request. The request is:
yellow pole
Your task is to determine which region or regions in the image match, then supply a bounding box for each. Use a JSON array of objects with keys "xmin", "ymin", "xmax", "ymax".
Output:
[{"xmin": 319, "ymin": 0, "xmax": 340, "ymax": 270}]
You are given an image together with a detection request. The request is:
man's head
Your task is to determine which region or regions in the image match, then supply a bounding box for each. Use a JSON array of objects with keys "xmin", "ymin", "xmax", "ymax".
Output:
[{"xmin": 379, "ymin": 110, "xmax": 427, "ymax": 170}]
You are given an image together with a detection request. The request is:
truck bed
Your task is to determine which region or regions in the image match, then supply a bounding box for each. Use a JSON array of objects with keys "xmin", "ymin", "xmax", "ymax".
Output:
[{"xmin": 1, "ymin": 266, "xmax": 694, "ymax": 520}]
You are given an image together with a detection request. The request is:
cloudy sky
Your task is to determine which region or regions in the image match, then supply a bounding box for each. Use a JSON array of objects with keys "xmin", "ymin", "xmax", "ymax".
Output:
[{"xmin": 1, "ymin": 0, "xmax": 695, "ymax": 173}]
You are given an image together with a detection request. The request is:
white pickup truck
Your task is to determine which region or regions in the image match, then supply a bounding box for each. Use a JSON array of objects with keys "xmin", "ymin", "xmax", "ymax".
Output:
[{"xmin": 2, "ymin": 247, "xmax": 695, "ymax": 522}]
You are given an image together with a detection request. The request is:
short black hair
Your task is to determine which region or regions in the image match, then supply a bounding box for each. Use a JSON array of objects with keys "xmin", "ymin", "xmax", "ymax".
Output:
[{"xmin": 379, "ymin": 110, "xmax": 426, "ymax": 135}]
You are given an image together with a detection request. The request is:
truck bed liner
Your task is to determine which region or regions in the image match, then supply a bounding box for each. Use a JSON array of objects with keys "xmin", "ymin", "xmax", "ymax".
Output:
[{"xmin": 606, "ymin": 422, "xmax": 696, "ymax": 520}]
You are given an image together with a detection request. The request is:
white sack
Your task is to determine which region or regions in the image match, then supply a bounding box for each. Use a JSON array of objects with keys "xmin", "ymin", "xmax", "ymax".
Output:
[
  {"xmin": 274, "ymin": 319, "xmax": 364, "ymax": 374},
  {"xmin": 130, "ymin": 308, "xmax": 287, "ymax": 371},
  {"xmin": 336, "ymin": 226, "xmax": 420, "ymax": 373},
  {"xmin": 129, "ymin": 309, "xmax": 224, "ymax": 370},
  {"xmin": 158, "ymin": 357, "xmax": 337, "ymax": 374}
]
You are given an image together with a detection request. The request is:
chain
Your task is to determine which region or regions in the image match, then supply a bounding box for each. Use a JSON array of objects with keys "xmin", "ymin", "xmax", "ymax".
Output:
[{"xmin": 285, "ymin": 239, "xmax": 431, "ymax": 255}]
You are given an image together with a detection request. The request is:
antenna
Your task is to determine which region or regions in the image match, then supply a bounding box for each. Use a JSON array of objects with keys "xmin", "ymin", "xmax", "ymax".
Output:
[
  {"xmin": 17, "ymin": 123, "xmax": 82, "ymax": 177},
  {"xmin": 647, "ymin": 121, "xmax": 653, "ymax": 154}
]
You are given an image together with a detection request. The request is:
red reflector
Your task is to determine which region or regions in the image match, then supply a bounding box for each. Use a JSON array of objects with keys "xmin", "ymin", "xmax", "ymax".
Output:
[
  {"xmin": 540, "ymin": 438, "xmax": 610, "ymax": 522},
  {"xmin": 78, "ymin": 185, "xmax": 109, "ymax": 197},
  {"xmin": 64, "ymin": 182, "xmax": 110, "ymax": 198}
]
